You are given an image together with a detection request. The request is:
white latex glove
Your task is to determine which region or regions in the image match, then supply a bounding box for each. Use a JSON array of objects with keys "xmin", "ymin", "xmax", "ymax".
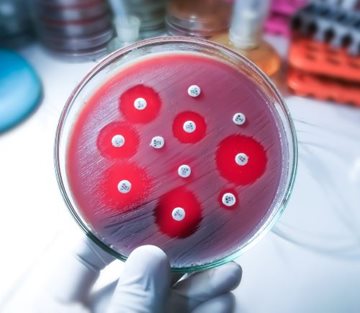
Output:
[
  {"xmin": 95, "ymin": 245, "xmax": 242, "ymax": 313},
  {"xmin": 25, "ymin": 236, "xmax": 242, "ymax": 313}
]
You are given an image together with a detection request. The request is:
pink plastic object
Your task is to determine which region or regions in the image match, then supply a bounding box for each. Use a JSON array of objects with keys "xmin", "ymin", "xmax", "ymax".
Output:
[{"xmin": 265, "ymin": 0, "xmax": 308, "ymax": 36}]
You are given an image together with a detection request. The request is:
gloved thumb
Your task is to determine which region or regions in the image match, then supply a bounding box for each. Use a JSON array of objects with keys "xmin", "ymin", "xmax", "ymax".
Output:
[{"xmin": 106, "ymin": 245, "xmax": 171, "ymax": 313}]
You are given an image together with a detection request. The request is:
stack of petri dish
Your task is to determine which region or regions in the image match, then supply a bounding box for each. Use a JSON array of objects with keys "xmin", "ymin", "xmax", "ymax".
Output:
[
  {"xmin": 120, "ymin": 0, "xmax": 167, "ymax": 38},
  {"xmin": 34, "ymin": 0, "xmax": 114, "ymax": 60}
]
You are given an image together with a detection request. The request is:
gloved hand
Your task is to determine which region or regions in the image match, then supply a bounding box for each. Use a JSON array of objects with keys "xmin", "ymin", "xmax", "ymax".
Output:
[{"xmin": 23, "ymin": 236, "xmax": 242, "ymax": 313}]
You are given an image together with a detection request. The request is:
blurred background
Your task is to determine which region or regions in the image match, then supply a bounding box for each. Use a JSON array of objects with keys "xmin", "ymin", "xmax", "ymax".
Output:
[{"xmin": 1, "ymin": 0, "xmax": 360, "ymax": 312}]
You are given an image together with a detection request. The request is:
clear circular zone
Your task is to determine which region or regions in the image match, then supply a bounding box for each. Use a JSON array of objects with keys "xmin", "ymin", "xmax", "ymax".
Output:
[
  {"xmin": 119, "ymin": 85, "xmax": 161, "ymax": 123},
  {"xmin": 173, "ymin": 111, "xmax": 206, "ymax": 143},
  {"xmin": 216, "ymin": 135, "xmax": 267, "ymax": 185},
  {"xmin": 99, "ymin": 162, "xmax": 152, "ymax": 212},
  {"xmin": 155, "ymin": 187, "xmax": 202, "ymax": 238},
  {"xmin": 97, "ymin": 121, "xmax": 139, "ymax": 159}
]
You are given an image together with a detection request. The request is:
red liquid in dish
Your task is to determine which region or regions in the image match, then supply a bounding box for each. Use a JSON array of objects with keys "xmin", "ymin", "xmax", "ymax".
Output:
[{"xmin": 67, "ymin": 53, "xmax": 284, "ymax": 268}]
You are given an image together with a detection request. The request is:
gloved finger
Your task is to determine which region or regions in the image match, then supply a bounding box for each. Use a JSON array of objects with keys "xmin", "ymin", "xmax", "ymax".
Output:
[
  {"xmin": 49, "ymin": 235, "xmax": 115, "ymax": 303},
  {"xmin": 192, "ymin": 293, "xmax": 235, "ymax": 313},
  {"xmin": 90, "ymin": 280, "xmax": 117, "ymax": 313},
  {"xmin": 90, "ymin": 272, "xmax": 184, "ymax": 312},
  {"xmin": 91, "ymin": 272, "xmax": 184, "ymax": 312},
  {"xmin": 90, "ymin": 270, "xmax": 183, "ymax": 312},
  {"xmin": 170, "ymin": 262, "xmax": 242, "ymax": 311},
  {"xmin": 106, "ymin": 245, "xmax": 171, "ymax": 313}
]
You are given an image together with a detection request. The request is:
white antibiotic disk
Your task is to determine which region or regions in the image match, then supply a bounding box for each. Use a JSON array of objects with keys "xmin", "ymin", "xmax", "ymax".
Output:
[
  {"xmin": 235, "ymin": 153, "xmax": 249, "ymax": 166},
  {"xmin": 187, "ymin": 85, "xmax": 201, "ymax": 97},
  {"xmin": 172, "ymin": 207, "xmax": 186, "ymax": 221},
  {"xmin": 117, "ymin": 180, "xmax": 132, "ymax": 193},
  {"xmin": 150, "ymin": 136, "xmax": 165, "ymax": 149},
  {"xmin": 222, "ymin": 193, "xmax": 237, "ymax": 207},
  {"xmin": 111, "ymin": 134, "xmax": 125, "ymax": 147},
  {"xmin": 183, "ymin": 120, "xmax": 196, "ymax": 133},
  {"xmin": 133, "ymin": 97, "xmax": 147, "ymax": 110},
  {"xmin": 178, "ymin": 164, "xmax": 191, "ymax": 178},
  {"xmin": 232, "ymin": 112, "xmax": 246, "ymax": 125}
]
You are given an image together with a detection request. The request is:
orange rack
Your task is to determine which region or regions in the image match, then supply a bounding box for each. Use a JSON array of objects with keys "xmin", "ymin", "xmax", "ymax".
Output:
[{"xmin": 287, "ymin": 36, "xmax": 360, "ymax": 107}]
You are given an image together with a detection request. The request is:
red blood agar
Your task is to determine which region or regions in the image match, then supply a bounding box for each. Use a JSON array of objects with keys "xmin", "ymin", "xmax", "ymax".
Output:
[
  {"xmin": 172, "ymin": 111, "xmax": 206, "ymax": 143},
  {"xmin": 216, "ymin": 135, "xmax": 267, "ymax": 185},
  {"xmin": 119, "ymin": 85, "xmax": 161, "ymax": 123},
  {"xmin": 66, "ymin": 52, "xmax": 284, "ymax": 264},
  {"xmin": 97, "ymin": 121, "xmax": 139, "ymax": 159},
  {"xmin": 155, "ymin": 187, "xmax": 202, "ymax": 238},
  {"xmin": 99, "ymin": 162, "xmax": 152, "ymax": 212}
]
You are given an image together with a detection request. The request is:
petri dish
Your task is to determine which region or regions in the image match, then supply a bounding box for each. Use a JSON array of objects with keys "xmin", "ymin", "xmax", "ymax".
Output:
[
  {"xmin": 33, "ymin": 0, "xmax": 113, "ymax": 60},
  {"xmin": 55, "ymin": 37, "xmax": 297, "ymax": 272}
]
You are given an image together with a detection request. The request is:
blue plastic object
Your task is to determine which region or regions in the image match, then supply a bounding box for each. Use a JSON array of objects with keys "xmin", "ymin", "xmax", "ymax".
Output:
[{"xmin": 0, "ymin": 49, "xmax": 42, "ymax": 132}]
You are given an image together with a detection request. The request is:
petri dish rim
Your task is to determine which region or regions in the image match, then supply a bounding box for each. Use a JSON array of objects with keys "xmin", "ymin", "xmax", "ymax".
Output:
[{"xmin": 54, "ymin": 36, "xmax": 298, "ymax": 272}]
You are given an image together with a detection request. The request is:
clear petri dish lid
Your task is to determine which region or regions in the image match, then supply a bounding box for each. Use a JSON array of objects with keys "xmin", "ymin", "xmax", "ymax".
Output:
[
  {"xmin": 272, "ymin": 114, "xmax": 360, "ymax": 259},
  {"xmin": 55, "ymin": 37, "xmax": 297, "ymax": 272}
]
